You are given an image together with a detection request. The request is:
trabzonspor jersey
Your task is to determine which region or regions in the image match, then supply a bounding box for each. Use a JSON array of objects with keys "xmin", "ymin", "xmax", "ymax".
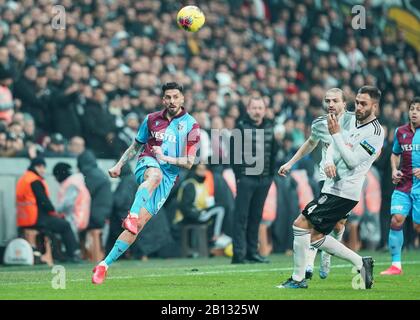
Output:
[
  {"xmin": 393, "ymin": 124, "xmax": 420, "ymax": 194},
  {"xmin": 322, "ymin": 118, "xmax": 385, "ymax": 201},
  {"xmin": 136, "ymin": 108, "xmax": 200, "ymax": 175},
  {"xmin": 310, "ymin": 111, "xmax": 355, "ymax": 181}
]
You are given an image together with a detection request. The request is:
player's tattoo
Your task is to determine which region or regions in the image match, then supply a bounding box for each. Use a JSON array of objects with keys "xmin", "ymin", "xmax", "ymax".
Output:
[{"xmin": 119, "ymin": 140, "xmax": 143, "ymax": 166}]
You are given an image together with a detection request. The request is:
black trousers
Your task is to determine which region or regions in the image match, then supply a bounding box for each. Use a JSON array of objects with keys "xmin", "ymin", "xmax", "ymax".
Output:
[
  {"xmin": 37, "ymin": 215, "xmax": 79, "ymax": 258},
  {"xmin": 233, "ymin": 176, "xmax": 272, "ymax": 259}
]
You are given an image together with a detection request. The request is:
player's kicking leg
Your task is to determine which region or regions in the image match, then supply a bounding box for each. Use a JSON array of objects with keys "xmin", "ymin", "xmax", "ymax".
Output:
[
  {"xmin": 305, "ymin": 219, "xmax": 346, "ymax": 280},
  {"xmin": 278, "ymin": 200, "xmax": 374, "ymax": 289},
  {"xmin": 92, "ymin": 167, "xmax": 162, "ymax": 284}
]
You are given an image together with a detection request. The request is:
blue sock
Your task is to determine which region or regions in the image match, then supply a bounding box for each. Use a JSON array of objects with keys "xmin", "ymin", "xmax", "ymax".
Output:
[
  {"xmin": 130, "ymin": 187, "xmax": 150, "ymax": 214},
  {"xmin": 104, "ymin": 240, "xmax": 130, "ymax": 267},
  {"xmin": 389, "ymin": 228, "xmax": 404, "ymax": 263}
]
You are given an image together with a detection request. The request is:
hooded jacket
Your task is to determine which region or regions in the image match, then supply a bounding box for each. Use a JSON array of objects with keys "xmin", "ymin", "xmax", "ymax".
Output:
[{"xmin": 77, "ymin": 150, "xmax": 112, "ymax": 223}]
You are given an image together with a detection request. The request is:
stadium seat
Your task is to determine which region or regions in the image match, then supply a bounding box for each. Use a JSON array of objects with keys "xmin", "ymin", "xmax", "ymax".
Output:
[{"xmin": 180, "ymin": 224, "xmax": 209, "ymax": 258}]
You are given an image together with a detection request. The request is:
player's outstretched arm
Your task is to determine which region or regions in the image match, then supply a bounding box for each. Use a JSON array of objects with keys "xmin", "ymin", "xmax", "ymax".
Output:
[
  {"xmin": 108, "ymin": 140, "xmax": 143, "ymax": 178},
  {"xmin": 278, "ymin": 137, "xmax": 318, "ymax": 176}
]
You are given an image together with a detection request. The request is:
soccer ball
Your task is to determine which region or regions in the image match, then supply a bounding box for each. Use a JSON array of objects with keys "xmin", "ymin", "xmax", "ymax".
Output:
[{"xmin": 176, "ymin": 5, "xmax": 205, "ymax": 33}]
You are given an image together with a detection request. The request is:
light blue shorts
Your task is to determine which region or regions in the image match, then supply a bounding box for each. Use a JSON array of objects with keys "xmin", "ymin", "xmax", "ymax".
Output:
[
  {"xmin": 134, "ymin": 157, "xmax": 177, "ymax": 215},
  {"xmin": 390, "ymin": 190, "xmax": 420, "ymax": 224}
]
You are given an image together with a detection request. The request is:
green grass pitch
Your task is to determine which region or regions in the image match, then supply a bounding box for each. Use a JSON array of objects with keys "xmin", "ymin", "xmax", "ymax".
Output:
[{"xmin": 1, "ymin": 251, "xmax": 420, "ymax": 300}]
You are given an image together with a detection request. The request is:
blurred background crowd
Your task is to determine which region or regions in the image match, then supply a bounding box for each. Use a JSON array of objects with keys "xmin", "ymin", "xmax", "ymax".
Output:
[{"xmin": 0, "ymin": 0, "xmax": 419, "ymax": 261}]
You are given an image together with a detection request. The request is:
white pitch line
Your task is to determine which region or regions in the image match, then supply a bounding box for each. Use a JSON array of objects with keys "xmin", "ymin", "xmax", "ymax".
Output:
[{"xmin": 1, "ymin": 260, "xmax": 420, "ymax": 286}]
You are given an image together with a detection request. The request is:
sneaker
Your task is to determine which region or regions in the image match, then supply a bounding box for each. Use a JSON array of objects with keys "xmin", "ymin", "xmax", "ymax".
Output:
[
  {"xmin": 122, "ymin": 214, "xmax": 138, "ymax": 235},
  {"xmin": 319, "ymin": 251, "xmax": 331, "ymax": 279},
  {"xmin": 276, "ymin": 277, "xmax": 308, "ymax": 289},
  {"xmin": 360, "ymin": 256, "xmax": 374, "ymax": 289},
  {"xmin": 380, "ymin": 265, "xmax": 403, "ymax": 275},
  {"xmin": 305, "ymin": 266, "xmax": 313, "ymax": 280},
  {"xmin": 92, "ymin": 265, "xmax": 107, "ymax": 285}
]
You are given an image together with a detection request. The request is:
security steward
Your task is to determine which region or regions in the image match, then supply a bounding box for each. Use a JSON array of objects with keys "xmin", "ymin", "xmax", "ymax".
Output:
[{"xmin": 16, "ymin": 157, "xmax": 79, "ymax": 262}]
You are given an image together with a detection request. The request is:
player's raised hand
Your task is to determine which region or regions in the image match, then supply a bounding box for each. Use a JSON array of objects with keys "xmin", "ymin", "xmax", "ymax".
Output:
[
  {"xmin": 324, "ymin": 163, "xmax": 337, "ymax": 178},
  {"xmin": 278, "ymin": 162, "xmax": 292, "ymax": 177},
  {"xmin": 413, "ymin": 168, "xmax": 420, "ymax": 179},
  {"xmin": 327, "ymin": 114, "xmax": 340, "ymax": 135},
  {"xmin": 108, "ymin": 165, "xmax": 121, "ymax": 178},
  {"xmin": 392, "ymin": 169, "xmax": 403, "ymax": 184}
]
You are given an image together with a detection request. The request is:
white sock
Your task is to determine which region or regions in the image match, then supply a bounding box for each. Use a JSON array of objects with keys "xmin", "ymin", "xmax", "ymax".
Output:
[
  {"xmin": 99, "ymin": 261, "xmax": 109, "ymax": 270},
  {"xmin": 321, "ymin": 226, "xmax": 345, "ymax": 261},
  {"xmin": 306, "ymin": 246, "xmax": 318, "ymax": 269},
  {"xmin": 392, "ymin": 261, "xmax": 402, "ymax": 269},
  {"xmin": 292, "ymin": 226, "xmax": 311, "ymax": 282},
  {"xmin": 313, "ymin": 235, "xmax": 363, "ymax": 270}
]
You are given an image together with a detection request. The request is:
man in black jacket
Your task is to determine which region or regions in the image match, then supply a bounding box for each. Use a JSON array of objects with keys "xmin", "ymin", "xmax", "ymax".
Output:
[
  {"xmin": 231, "ymin": 96, "xmax": 277, "ymax": 264},
  {"xmin": 77, "ymin": 150, "xmax": 113, "ymax": 230}
]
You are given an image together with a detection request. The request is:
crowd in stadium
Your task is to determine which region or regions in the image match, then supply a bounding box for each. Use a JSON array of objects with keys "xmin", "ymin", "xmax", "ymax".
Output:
[{"xmin": 0, "ymin": 0, "xmax": 419, "ymax": 261}]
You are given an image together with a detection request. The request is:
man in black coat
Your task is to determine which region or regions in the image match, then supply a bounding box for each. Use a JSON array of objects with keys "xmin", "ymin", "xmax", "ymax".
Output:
[
  {"xmin": 77, "ymin": 150, "xmax": 113, "ymax": 230},
  {"xmin": 81, "ymin": 87, "xmax": 116, "ymax": 158},
  {"xmin": 13, "ymin": 65, "xmax": 51, "ymax": 132},
  {"xmin": 230, "ymin": 96, "xmax": 278, "ymax": 264}
]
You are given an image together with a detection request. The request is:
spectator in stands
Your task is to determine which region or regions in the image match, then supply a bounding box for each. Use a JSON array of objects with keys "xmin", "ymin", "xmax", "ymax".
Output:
[
  {"xmin": 68, "ymin": 136, "xmax": 86, "ymax": 157},
  {"xmin": 81, "ymin": 86, "xmax": 117, "ymax": 158},
  {"xmin": 15, "ymin": 157, "xmax": 80, "ymax": 262},
  {"xmin": 43, "ymin": 133, "xmax": 71, "ymax": 158},
  {"xmin": 0, "ymin": 65, "xmax": 14, "ymax": 125},
  {"xmin": 13, "ymin": 65, "xmax": 51, "ymax": 132},
  {"xmin": 112, "ymin": 112, "xmax": 139, "ymax": 157}
]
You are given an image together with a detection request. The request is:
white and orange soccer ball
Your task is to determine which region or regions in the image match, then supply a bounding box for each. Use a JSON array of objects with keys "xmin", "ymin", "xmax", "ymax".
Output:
[{"xmin": 176, "ymin": 5, "xmax": 205, "ymax": 33}]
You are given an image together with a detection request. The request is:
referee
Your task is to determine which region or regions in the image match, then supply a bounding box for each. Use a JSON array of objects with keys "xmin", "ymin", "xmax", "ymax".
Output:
[{"xmin": 230, "ymin": 96, "xmax": 277, "ymax": 264}]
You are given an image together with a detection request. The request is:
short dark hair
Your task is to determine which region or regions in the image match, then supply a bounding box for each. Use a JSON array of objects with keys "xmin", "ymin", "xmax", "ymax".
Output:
[
  {"xmin": 162, "ymin": 82, "xmax": 183, "ymax": 96},
  {"xmin": 409, "ymin": 96, "xmax": 420, "ymax": 107},
  {"xmin": 357, "ymin": 86, "xmax": 381, "ymax": 102}
]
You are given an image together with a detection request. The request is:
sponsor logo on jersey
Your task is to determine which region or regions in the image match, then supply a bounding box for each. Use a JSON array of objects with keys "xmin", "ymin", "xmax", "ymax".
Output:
[
  {"xmin": 178, "ymin": 122, "xmax": 185, "ymax": 131},
  {"xmin": 360, "ymin": 140, "xmax": 376, "ymax": 155},
  {"xmin": 151, "ymin": 131, "xmax": 176, "ymax": 142},
  {"xmin": 401, "ymin": 144, "xmax": 420, "ymax": 152}
]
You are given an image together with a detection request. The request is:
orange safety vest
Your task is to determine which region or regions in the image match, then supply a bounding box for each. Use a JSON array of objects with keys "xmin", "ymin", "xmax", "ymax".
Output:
[
  {"xmin": 57, "ymin": 173, "xmax": 91, "ymax": 230},
  {"xmin": 16, "ymin": 170, "xmax": 50, "ymax": 227}
]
